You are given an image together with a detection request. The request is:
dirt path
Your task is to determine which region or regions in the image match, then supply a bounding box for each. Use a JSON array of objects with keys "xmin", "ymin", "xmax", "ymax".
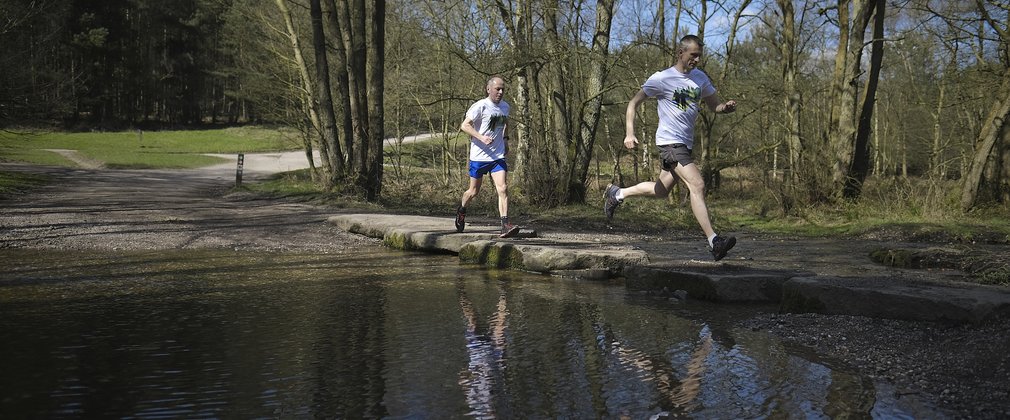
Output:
[
  {"xmin": 0, "ymin": 157, "xmax": 376, "ymax": 252},
  {"xmin": 2, "ymin": 132, "xmax": 445, "ymax": 250}
]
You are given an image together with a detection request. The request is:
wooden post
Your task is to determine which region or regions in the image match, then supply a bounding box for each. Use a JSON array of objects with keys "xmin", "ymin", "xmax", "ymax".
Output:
[{"xmin": 236, "ymin": 153, "xmax": 244, "ymax": 186}]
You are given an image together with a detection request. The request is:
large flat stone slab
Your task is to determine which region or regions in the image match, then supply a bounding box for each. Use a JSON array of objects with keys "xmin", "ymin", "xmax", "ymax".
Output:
[
  {"xmin": 327, "ymin": 214, "xmax": 650, "ymax": 274},
  {"xmin": 781, "ymin": 276, "xmax": 1010, "ymax": 323},
  {"xmin": 459, "ymin": 239, "xmax": 650, "ymax": 274},
  {"xmin": 623, "ymin": 265, "xmax": 811, "ymax": 303},
  {"xmin": 327, "ymin": 213, "xmax": 1010, "ymax": 324},
  {"xmin": 328, "ymin": 213, "xmax": 511, "ymax": 253}
]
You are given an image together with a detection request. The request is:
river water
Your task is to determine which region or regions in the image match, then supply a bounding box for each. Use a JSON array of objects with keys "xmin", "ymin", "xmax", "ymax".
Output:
[{"xmin": 0, "ymin": 248, "xmax": 943, "ymax": 418}]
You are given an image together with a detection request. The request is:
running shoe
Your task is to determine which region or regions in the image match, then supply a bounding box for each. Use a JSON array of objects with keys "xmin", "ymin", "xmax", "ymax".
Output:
[
  {"xmin": 604, "ymin": 184, "xmax": 623, "ymax": 222},
  {"xmin": 454, "ymin": 207, "xmax": 466, "ymax": 232},
  {"xmin": 710, "ymin": 235, "xmax": 737, "ymax": 261}
]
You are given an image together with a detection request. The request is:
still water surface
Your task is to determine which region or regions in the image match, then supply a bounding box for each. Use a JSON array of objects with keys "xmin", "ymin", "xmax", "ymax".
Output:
[{"xmin": 0, "ymin": 248, "xmax": 942, "ymax": 418}]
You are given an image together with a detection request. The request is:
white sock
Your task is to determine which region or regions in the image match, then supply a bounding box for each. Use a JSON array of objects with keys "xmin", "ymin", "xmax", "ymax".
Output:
[
  {"xmin": 708, "ymin": 233, "xmax": 717, "ymax": 247},
  {"xmin": 615, "ymin": 190, "xmax": 624, "ymax": 200}
]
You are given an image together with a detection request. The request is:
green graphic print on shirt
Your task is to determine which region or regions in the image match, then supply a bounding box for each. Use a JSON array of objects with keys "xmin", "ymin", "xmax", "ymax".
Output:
[
  {"xmin": 669, "ymin": 87, "xmax": 702, "ymax": 111},
  {"xmin": 488, "ymin": 114, "xmax": 507, "ymax": 132}
]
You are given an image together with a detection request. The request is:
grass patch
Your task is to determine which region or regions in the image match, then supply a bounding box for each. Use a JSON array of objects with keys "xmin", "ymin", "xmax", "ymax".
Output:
[
  {"xmin": 0, "ymin": 126, "xmax": 301, "ymax": 169},
  {"xmin": 0, "ymin": 171, "xmax": 49, "ymax": 199}
]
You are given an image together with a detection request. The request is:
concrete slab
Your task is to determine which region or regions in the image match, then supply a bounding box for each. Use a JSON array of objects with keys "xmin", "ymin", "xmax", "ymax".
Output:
[
  {"xmin": 781, "ymin": 276, "xmax": 1010, "ymax": 323},
  {"xmin": 327, "ymin": 213, "xmax": 1010, "ymax": 323},
  {"xmin": 327, "ymin": 214, "xmax": 650, "ymax": 275},
  {"xmin": 624, "ymin": 265, "xmax": 810, "ymax": 303}
]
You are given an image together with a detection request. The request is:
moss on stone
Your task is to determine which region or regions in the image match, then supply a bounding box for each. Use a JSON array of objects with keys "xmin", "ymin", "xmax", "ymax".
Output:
[
  {"xmin": 870, "ymin": 248, "xmax": 914, "ymax": 267},
  {"xmin": 483, "ymin": 244, "xmax": 525, "ymax": 270},
  {"xmin": 383, "ymin": 232, "xmax": 416, "ymax": 251},
  {"xmin": 457, "ymin": 242, "xmax": 525, "ymax": 270}
]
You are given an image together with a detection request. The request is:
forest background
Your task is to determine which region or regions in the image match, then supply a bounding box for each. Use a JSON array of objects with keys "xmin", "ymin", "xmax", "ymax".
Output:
[{"xmin": 2, "ymin": 0, "xmax": 1009, "ymax": 237}]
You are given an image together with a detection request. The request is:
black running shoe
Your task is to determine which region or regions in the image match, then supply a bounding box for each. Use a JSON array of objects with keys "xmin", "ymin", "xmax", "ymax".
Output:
[
  {"xmin": 710, "ymin": 235, "xmax": 737, "ymax": 261},
  {"xmin": 499, "ymin": 224, "xmax": 520, "ymax": 238},
  {"xmin": 604, "ymin": 184, "xmax": 623, "ymax": 222},
  {"xmin": 454, "ymin": 208, "xmax": 466, "ymax": 232}
]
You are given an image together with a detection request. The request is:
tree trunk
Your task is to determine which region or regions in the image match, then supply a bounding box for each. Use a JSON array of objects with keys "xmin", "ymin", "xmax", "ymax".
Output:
[
  {"xmin": 567, "ymin": 0, "xmax": 616, "ymax": 203},
  {"xmin": 308, "ymin": 0, "xmax": 345, "ymax": 183},
  {"xmin": 843, "ymin": 0, "xmax": 884, "ymax": 199},
  {"xmin": 274, "ymin": 0, "xmax": 329, "ymax": 174},
  {"xmin": 961, "ymin": 68, "xmax": 1010, "ymax": 210},
  {"xmin": 363, "ymin": 0, "xmax": 385, "ymax": 200},
  {"xmin": 323, "ymin": 0, "xmax": 354, "ymax": 170},
  {"xmin": 334, "ymin": 0, "xmax": 369, "ymax": 182},
  {"xmin": 825, "ymin": 0, "xmax": 849, "ymax": 153},
  {"xmin": 493, "ymin": 0, "xmax": 533, "ymax": 190},
  {"xmin": 669, "ymin": 0, "xmax": 683, "ymax": 68},
  {"xmin": 541, "ymin": 3, "xmax": 571, "ymax": 205},
  {"xmin": 698, "ymin": 0, "xmax": 748, "ymax": 191},
  {"xmin": 777, "ymin": 0, "xmax": 802, "ymax": 188},
  {"xmin": 832, "ymin": 0, "xmax": 873, "ymax": 197}
]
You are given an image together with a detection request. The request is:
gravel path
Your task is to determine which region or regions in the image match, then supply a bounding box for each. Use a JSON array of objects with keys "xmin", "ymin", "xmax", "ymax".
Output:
[
  {"xmin": 0, "ymin": 160, "xmax": 377, "ymax": 252},
  {"xmin": 1, "ymin": 155, "xmax": 1008, "ymax": 418}
]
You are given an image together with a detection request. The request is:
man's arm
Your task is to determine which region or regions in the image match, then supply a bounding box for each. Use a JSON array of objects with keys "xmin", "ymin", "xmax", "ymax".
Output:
[
  {"xmin": 623, "ymin": 89, "xmax": 648, "ymax": 149},
  {"xmin": 460, "ymin": 115, "xmax": 492, "ymax": 144},
  {"xmin": 703, "ymin": 94, "xmax": 737, "ymax": 114}
]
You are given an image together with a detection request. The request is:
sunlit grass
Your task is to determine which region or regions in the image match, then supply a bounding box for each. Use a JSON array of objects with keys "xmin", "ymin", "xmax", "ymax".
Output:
[
  {"xmin": 0, "ymin": 148, "xmax": 78, "ymax": 167},
  {"xmin": 0, "ymin": 171, "xmax": 49, "ymax": 199},
  {"xmin": 0, "ymin": 126, "xmax": 301, "ymax": 169}
]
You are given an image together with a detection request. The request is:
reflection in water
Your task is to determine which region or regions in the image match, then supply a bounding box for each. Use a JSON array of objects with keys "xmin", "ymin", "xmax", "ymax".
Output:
[
  {"xmin": 457, "ymin": 278, "xmax": 508, "ymax": 419},
  {"xmin": 0, "ymin": 248, "xmax": 946, "ymax": 418}
]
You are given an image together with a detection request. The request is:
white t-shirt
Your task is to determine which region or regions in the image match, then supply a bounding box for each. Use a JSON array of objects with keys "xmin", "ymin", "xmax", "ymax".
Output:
[
  {"xmin": 641, "ymin": 67, "xmax": 716, "ymax": 149},
  {"xmin": 465, "ymin": 98, "xmax": 510, "ymax": 162}
]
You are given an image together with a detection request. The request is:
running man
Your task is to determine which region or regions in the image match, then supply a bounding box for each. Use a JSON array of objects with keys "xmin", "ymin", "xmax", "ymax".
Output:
[
  {"xmin": 455, "ymin": 76, "xmax": 520, "ymax": 238},
  {"xmin": 604, "ymin": 35, "xmax": 737, "ymax": 261}
]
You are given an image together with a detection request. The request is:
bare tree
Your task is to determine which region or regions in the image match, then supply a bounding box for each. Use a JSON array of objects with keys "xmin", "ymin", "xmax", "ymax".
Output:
[
  {"xmin": 567, "ymin": 0, "xmax": 617, "ymax": 203},
  {"xmin": 843, "ymin": 0, "xmax": 885, "ymax": 199},
  {"xmin": 961, "ymin": 0, "xmax": 1010, "ymax": 210},
  {"xmin": 830, "ymin": 0, "xmax": 875, "ymax": 199},
  {"xmin": 778, "ymin": 0, "xmax": 802, "ymax": 188},
  {"xmin": 307, "ymin": 0, "xmax": 345, "ymax": 183},
  {"xmin": 274, "ymin": 0, "xmax": 324, "ymax": 180}
]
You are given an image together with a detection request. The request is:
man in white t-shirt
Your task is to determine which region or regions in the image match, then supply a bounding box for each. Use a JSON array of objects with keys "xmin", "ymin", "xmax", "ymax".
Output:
[
  {"xmin": 604, "ymin": 35, "xmax": 738, "ymax": 261},
  {"xmin": 455, "ymin": 76, "xmax": 520, "ymax": 238}
]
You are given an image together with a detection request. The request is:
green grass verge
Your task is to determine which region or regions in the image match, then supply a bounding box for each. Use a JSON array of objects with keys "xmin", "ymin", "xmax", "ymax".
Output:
[
  {"xmin": 0, "ymin": 126, "xmax": 301, "ymax": 169},
  {"xmin": 0, "ymin": 171, "xmax": 49, "ymax": 199}
]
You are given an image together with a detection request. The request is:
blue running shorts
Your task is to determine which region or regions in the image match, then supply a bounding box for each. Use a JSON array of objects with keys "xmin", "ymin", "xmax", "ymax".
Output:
[{"xmin": 468, "ymin": 159, "xmax": 508, "ymax": 178}]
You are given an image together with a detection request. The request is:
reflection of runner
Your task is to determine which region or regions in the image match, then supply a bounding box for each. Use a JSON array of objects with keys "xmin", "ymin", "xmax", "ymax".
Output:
[
  {"xmin": 664, "ymin": 326, "xmax": 713, "ymax": 410},
  {"xmin": 457, "ymin": 280, "xmax": 509, "ymax": 418},
  {"xmin": 597, "ymin": 323, "xmax": 713, "ymax": 414}
]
